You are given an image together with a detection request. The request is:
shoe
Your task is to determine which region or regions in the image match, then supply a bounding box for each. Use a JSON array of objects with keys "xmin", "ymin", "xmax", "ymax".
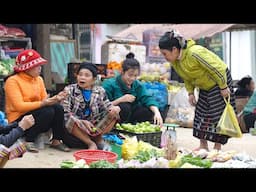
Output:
[
  {"xmin": 50, "ymin": 143, "xmax": 71, "ymax": 152},
  {"xmin": 25, "ymin": 142, "xmax": 39, "ymax": 153}
]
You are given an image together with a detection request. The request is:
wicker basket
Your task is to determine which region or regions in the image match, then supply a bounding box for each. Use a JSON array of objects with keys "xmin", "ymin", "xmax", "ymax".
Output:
[{"xmin": 113, "ymin": 129, "xmax": 162, "ymax": 147}]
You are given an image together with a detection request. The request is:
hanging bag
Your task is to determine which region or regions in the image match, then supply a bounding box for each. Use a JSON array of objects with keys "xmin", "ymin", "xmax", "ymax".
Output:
[{"xmin": 217, "ymin": 96, "xmax": 242, "ymax": 138}]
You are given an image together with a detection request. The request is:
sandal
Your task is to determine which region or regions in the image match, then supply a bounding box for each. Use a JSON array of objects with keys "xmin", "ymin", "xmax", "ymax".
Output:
[
  {"xmin": 25, "ymin": 142, "xmax": 39, "ymax": 153},
  {"xmin": 50, "ymin": 143, "xmax": 71, "ymax": 152}
]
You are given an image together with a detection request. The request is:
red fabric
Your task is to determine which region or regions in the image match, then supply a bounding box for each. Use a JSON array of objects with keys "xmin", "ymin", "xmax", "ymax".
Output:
[{"xmin": 14, "ymin": 49, "xmax": 47, "ymax": 72}]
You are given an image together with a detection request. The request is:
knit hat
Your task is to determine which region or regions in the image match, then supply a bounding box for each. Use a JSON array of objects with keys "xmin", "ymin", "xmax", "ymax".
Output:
[{"xmin": 14, "ymin": 49, "xmax": 47, "ymax": 72}]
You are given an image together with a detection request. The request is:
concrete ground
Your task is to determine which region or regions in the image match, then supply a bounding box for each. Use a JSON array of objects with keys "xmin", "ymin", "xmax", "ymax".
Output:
[{"xmin": 4, "ymin": 128, "xmax": 256, "ymax": 168}]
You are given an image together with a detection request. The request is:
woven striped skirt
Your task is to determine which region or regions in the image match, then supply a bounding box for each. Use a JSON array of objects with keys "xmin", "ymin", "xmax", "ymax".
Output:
[{"xmin": 193, "ymin": 69, "xmax": 236, "ymax": 144}]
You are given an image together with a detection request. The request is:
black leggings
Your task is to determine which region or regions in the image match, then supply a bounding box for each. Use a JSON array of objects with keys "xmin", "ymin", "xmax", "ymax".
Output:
[
  {"xmin": 15, "ymin": 104, "xmax": 65, "ymax": 142},
  {"xmin": 118, "ymin": 102, "xmax": 166, "ymax": 124}
]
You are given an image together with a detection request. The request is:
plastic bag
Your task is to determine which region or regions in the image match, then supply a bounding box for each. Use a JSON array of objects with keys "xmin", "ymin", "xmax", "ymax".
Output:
[
  {"xmin": 165, "ymin": 87, "xmax": 195, "ymax": 127},
  {"xmin": 121, "ymin": 137, "xmax": 139, "ymax": 160},
  {"xmin": 8, "ymin": 139, "xmax": 27, "ymax": 160},
  {"xmin": 217, "ymin": 96, "xmax": 242, "ymax": 138},
  {"xmin": 143, "ymin": 82, "xmax": 168, "ymax": 111},
  {"xmin": 160, "ymin": 125, "xmax": 177, "ymax": 160}
]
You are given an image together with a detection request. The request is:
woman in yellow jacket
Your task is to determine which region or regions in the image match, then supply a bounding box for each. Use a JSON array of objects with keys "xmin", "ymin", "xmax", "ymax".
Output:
[{"xmin": 159, "ymin": 30, "xmax": 236, "ymax": 151}]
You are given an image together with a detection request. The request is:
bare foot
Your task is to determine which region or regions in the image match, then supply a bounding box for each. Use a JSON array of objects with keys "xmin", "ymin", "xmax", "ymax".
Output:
[
  {"xmin": 213, "ymin": 143, "xmax": 221, "ymax": 151},
  {"xmin": 88, "ymin": 142, "xmax": 97, "ymax": 150},
  {"xmin": 193, "ymin": 146, "xmax": 209, "ymax": 152}
]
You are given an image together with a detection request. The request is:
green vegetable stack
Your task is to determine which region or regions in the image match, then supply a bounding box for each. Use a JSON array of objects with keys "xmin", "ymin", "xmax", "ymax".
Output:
[{"xmin": 116, "ymin": 121, "xmax": 161, "ymax": 133}]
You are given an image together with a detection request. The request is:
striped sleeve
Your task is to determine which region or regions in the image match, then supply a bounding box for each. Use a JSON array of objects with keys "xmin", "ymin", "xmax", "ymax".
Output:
[{"xmin": 191, "ymin": 50, "xmax": 227, "ymax": 89}]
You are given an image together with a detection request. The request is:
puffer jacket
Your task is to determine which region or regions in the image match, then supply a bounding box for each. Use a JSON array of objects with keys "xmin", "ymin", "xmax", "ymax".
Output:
[{"xmin": 171, "ymin": 39, "xmax": 228, "ymax": 93}]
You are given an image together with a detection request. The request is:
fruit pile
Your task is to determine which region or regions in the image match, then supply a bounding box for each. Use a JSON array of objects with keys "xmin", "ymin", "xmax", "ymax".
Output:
[{"xmin": 115, "ymin": 121, "xmax": 161, "ymax": 133}]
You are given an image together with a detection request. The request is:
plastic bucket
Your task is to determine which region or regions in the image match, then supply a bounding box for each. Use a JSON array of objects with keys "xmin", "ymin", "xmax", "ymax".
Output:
[{"xmin": 110, "ymin": 143, "xmax": 122, "ymax": 160}]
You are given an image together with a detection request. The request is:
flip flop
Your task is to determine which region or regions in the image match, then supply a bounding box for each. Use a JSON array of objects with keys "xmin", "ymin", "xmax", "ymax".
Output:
[{"xmin": 50, "ymin": 143, "xmax": 71, "ymax": 152}]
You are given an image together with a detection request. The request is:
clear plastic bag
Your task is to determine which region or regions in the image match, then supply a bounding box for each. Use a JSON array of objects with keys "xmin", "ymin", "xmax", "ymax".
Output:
[
  {"xmin": 166, "ymin": 87, "xmax": 195, "ymax": 127},
  {"xmin": 160, "ymin": 125, "xmax": 177, "ymax": 160},
  {"xmin": 217, "ymin": 97, "xmax": 242, "ymax": 138},
  {"xmin": 8, "ymin": 139, "xmax": 26, "ymax": 160}
]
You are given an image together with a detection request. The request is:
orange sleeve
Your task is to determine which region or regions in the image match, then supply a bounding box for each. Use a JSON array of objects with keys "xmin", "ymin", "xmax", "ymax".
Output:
[
  {"xmin": 5, "ymin": 78, "xmax": 42, "ymax": 113},
  {"xmin": 38, "ymin": 76, "xmax": 48, "ymax": 100}
]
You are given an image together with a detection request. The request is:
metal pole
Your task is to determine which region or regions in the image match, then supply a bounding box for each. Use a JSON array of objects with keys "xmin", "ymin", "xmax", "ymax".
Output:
[{"xmin": 229, "ymin": 31, "xmax": 232, "ymax": 71}]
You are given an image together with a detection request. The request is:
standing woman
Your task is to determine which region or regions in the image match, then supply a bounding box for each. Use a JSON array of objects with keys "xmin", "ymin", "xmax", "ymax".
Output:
[
  {"xmin": 159, "ymin": 30, "xmax": 236, "ymax": 151},
  {"xmin": 4, "ymin": 49, "xmax": 70, "ymax": 153}
]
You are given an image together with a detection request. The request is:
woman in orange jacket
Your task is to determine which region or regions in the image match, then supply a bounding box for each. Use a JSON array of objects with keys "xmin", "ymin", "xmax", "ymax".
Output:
[{"xmin": 4, "ymin": 49, "xmax": 70, "ymax": 153}]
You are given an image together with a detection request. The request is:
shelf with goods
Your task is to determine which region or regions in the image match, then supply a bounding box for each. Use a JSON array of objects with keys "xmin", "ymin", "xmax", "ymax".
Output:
[
  {"xmin": 0, "ymin": 37, "xmax": 32, "ymax": 112},
  {"xmin": 0, "ymin": 37, "xmax": 32, "ymax": 76}
]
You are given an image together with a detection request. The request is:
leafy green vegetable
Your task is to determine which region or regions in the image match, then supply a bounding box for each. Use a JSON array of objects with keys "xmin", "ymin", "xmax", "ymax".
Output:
[
  {"xmin": 133, "ymin": 149, "xmax": 162, "ymax": 163},
  {"xmin": 89, "ymin": 160, "xmax": 118, "ymax": 168},
  {"xmin": 181, "ymin": 155, "xmax": 212, "ymax": 168}
]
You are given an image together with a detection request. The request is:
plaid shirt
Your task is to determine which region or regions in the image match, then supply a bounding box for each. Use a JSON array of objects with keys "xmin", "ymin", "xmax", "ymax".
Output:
[{"xmin": 61, "ymin": 84, "xmax": 112, "ymax": 133}]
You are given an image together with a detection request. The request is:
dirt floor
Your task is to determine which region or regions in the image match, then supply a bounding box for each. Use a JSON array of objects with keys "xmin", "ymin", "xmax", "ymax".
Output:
[{"xmin": 3, "ymin": 128, "xmax": 256, "ymax": 168}]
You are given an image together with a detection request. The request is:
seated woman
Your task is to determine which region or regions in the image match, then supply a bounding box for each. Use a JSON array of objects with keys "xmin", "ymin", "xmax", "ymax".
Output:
[
  {"xmin": 61, "ymin": 63, "xmax": 120, "ymax": 150},
  {"xmin": 235, "ymin": 76, "xmax": 255, "ymax": 98},
  {"xmin": 242, "ymin": 91, "xmax": 256, "ymax": 132},
  {"xmin": 4, "ymin": 49, "xmax": 70, "ymax": 153},
  {"xmin": 102, "ymin": 52, "xmax": 163, "ymax": 126}
]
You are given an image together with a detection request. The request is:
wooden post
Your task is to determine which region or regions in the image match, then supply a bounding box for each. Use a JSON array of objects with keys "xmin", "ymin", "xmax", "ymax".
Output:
[{"xmin": 36, "ymin": 24, "xmax": 52, "ymax": 90}]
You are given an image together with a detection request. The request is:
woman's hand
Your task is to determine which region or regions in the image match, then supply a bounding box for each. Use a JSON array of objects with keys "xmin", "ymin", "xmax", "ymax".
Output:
[
  {"xmin": 108, "ymin": 106, "xmax": 121, "ymax": 119},
  {"xmin": 153, "ymin": 110, "xmax": 163, "ymax": 126},
  {"xmin": 188, "ymin": 94, "xmax": 197, "ymax": 106},
  {"xmin": 121, "ymin": 94, "xmax": 136, "ymax": 103},
  {"xmin": 220, "ymin": 87, "xmax": 230, "ymax": 98},
  {"xmin": 41, "ymin": 91, "xmax": 69, "ymax": 107},
  {"xmin": 75, "ymin": 119, "xmax": 94, "ymax": 134},
  {"xmin": 150, "ymin": 106, "xmax": 163, "ymax": 126},
  {"xmin": 56, "ymin": 90, "xmax": 69, "ymax": 101},
  {"xmin": 18, "ymin": 114, "xmax": 35, "ymax": 131}
]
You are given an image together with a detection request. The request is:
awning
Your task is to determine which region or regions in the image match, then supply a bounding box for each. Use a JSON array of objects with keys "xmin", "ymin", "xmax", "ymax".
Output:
[{"xmin": 115, "ymin": 24, "xmax": 256, "ymax": 41}]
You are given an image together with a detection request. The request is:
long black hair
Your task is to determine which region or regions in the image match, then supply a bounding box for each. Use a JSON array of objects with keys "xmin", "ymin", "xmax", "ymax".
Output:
[{"xmin": 237, "ymin": 76, "xmax": 253, "ymax": 89}]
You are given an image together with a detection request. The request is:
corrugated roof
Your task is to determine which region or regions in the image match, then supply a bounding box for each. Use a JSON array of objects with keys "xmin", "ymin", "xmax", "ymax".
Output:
[{"xmin": 115, "ymin": 24, "xmax": 239, "ymax": 41}]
